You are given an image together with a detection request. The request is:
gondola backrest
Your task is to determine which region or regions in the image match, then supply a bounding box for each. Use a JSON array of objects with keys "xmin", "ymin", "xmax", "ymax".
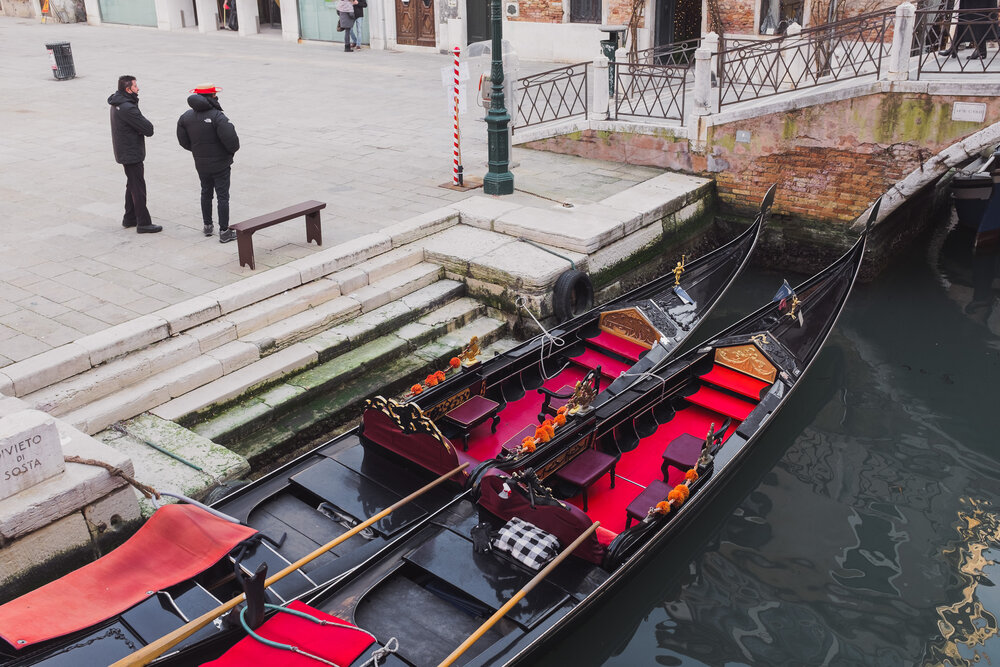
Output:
[
  {"xmin": 361, "ymin": 397, "xmax": 471, "ymax": 479},
  {"xmin": 478, "ymin": 474, "xmax": 605, "ymax": 565}
]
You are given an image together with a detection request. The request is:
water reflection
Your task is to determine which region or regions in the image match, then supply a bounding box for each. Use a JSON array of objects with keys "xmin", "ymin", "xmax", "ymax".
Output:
[{"xmin": 537, "ymin": 216, "xmax": 1000, "ymax": 667}]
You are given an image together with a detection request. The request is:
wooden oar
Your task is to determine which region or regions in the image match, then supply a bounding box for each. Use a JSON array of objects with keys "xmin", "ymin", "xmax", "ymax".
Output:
[
  {"xmin": 437, "ymin": 520, "xmax": 600, "ymax": 667},
  {"xmin": 113, "ymin": 462, "xmax": 469, "ymax": 667}
]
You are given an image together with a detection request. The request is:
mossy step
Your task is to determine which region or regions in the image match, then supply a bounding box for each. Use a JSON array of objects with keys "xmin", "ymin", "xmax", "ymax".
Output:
[
  {"xmin": 208, "ymin": 315, "xmax": 508, "ymax": 467},
  {"xmin": 192, "ymin": 299, "xmax": 490, "ymax": 446}
]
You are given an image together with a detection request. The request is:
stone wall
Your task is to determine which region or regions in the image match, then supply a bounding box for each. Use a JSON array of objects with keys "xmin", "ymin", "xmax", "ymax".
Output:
[{"xmin": 508, "ymin": 0, "xmax": 641, "ymax": 25}]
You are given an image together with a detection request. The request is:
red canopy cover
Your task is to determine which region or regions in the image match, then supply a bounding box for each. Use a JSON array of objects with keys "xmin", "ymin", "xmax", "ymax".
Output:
[
  {"xmin": 202, "ymin": 600, "xmax": 376, "ymax": 667},
  {"xmin": 0, "ymin": 503, "xmax": 257, "ymax": 649}
]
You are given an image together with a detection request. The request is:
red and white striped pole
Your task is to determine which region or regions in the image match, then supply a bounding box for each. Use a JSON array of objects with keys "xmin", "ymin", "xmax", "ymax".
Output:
[{"xmin": 452, "ymin": 46, "xmax": 463, "ymax": 186}]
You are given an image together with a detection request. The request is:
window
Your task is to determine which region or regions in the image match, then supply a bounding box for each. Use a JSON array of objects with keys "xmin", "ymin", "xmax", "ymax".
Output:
[
  {"xmin": 571, "ymin": 0, "xmax": 601, "ymax": 23},
  {"xmin": 759, "ymin": 0, "xmax": 804, "ymax": 34}
]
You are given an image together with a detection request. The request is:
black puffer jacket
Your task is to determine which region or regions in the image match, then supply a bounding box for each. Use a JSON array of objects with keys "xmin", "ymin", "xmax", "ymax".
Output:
[
  {"xmin": 176, "ymin": 95, "xmax": 240, "ymax": 174},
  {"xmin": 108, "ymin": 90, "xmax": 154, "ymax": 165}
]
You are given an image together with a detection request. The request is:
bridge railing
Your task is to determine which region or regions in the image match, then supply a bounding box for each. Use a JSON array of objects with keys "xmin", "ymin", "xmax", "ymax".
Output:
[
  {"xmin": 513, "ymin": 62, "xmax": 590, "ymax": 130},
  {"xmin": 715, "ymin": 8, "xmax": 896, "ymax": 110},
  {"xmin": 912, "ymin": 7, "xmax": 1000, "ymax": 76},
  {"xmin": 614, "ymin": 63, "xmax": 689, "ymax": 121},
  {"xmin": 631, "ymin": 38, "xmax": 702, "ymax": 67}
]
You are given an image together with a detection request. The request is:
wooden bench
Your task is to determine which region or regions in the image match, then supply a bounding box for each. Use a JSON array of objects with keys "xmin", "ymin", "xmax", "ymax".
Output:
[{"xmin": 230, "ymin": 200, "xmax": 326, "ymax": 270}]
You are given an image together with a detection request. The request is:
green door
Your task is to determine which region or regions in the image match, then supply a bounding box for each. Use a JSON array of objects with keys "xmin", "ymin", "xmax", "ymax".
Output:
[
  {"xmin": 298, "ymin": 0, "xmax": 370, "ymax": 43},
  {"xmin": 98, "ymin": 0, "xmax": 157, "ymax": 26}
]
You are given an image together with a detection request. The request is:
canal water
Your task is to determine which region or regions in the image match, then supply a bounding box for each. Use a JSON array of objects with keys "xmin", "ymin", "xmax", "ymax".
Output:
[{"xmin": 538, "ymin": 214, "xmax": 1000, "ymax": 666}]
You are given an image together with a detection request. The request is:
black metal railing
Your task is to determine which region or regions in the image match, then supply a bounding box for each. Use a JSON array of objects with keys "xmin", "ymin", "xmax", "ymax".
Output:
[
  {"xmin": 717, "ymin": 8, "xmax": 895, "ymax": 110},
  {"xmin": 632, "ymin": 37, "xmax": 701, "ymax": 67},
  {"xmin": 615, "ymin": 63, "xmax": 688, "ymax": 121},
  {"xmin": 913, "ymin": 7, "xmax": 1000, "ymax": 76},
  {"xmin": 513, "ymin": 62, "xmax": 589, "ymax": 130}
]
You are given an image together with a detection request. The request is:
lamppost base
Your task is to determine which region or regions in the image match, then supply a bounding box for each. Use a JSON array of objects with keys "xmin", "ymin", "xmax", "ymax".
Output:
[{"xmin": 484, "ymin": 171, "xmax": 514, "ymax": 195}]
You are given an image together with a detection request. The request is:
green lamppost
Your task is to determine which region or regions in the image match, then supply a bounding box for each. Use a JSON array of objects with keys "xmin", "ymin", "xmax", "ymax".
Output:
[{"xmin": 483, "ymin": 0, "xmax": 514, "ymax": 195}]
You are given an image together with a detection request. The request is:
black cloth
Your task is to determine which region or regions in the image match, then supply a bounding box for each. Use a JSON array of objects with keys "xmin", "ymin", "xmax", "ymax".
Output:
[
  {"xmin": 959, "ymin": 0, "xmax": 998, "ymax": 55},
  {"xmin": 354, "ymin": 0, "xmax": 366, "ymax": 19},
  {"xmin": 177, "ymin": 94, "xmax": 240, "ymax": 174},
  {"xmin": 199, "ymin": 166, "xmax": 231, "ymax": 230},
  {"xmin": 108, "ymin": 90, "xmax": 154, "ymax": 165},
  {"xmin": 122, "ymin": 162, "xmax": 152, "ymax": 227}
]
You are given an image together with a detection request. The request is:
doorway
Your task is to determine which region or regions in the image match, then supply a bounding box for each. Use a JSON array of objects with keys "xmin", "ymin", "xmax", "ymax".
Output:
[
  {"xmin": 654, "ymin": 0, "xmax": 701, "ymax": 51},
  {"xmin": 395, "ymin": 0, "xmax": 435, "ymax": 46}
]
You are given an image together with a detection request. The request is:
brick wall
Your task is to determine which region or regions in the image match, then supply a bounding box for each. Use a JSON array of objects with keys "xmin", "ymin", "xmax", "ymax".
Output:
[
  {"xmin": 718, "ymin": 0, "xmax": 757, "ymax": 34},
  {"xmin": 509, "ymin": 0, "xmax": 564, "ymax": 23},
  {"xmin": 520, "ymin": 91, "xmax": 1000, "ymax": 224}
]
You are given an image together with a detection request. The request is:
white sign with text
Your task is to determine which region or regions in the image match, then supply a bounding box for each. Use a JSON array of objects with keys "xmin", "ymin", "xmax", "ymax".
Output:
[
  {"xmin": 0, "ymin": 410, "xmax": 65, "ymax": 500},
  {"xmin": 952, "ymin": 102, "xmax": 987, "ymax": 123}
]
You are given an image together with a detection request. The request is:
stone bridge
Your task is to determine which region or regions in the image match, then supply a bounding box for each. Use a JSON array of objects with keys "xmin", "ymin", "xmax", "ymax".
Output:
[{"xmin": 513, "ymin": 2, "xmax": 1000, "ymax": 273}]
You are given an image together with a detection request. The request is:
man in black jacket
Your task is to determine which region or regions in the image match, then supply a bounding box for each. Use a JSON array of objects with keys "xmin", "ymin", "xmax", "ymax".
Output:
[
  {"xmin": 108, "ymin": 75, "xmax": 160, "ymax": 234},
  {"xmin": 176, "ymin": 85, "xmax": 241, "ymax": 243}
]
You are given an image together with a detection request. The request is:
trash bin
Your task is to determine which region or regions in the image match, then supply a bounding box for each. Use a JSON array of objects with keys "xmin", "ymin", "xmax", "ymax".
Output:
[{"xmin": 45, "ymin": 42, "xmax": 75, "ymax": 81}]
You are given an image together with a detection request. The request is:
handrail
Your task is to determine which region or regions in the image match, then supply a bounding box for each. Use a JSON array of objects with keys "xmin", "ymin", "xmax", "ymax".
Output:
[{"xmin": 514, "ymin": 61, "xmax": 589, "ymax": 130}]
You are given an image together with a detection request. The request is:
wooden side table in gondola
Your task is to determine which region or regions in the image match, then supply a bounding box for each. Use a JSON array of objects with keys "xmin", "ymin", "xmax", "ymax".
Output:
[{"xmin": 441, "ymin": 395, "xmax": 501, "ymax": 451}]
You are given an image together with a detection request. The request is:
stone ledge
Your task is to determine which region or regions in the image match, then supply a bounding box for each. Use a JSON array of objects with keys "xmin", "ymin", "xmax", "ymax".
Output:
[
  {"xmin": 0, "ymin": 419, "xmax": 135, "ymax": 541},
  {"xmin": 76, "ymin": 315, "xmax": 170, "ymax": 367}
]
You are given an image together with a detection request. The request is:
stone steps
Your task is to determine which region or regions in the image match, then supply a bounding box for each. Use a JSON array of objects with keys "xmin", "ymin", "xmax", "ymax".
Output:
[
  {"xmin": 218, "ymin": 315, "xmax": 508, "ymax": 466},
  {"xmin": 44, "ymin": 262, "xmax": 446, "ymax": 435},
  {"xmin": 159, "ymin": 289, "xmax": 480, "ymax": 432}
]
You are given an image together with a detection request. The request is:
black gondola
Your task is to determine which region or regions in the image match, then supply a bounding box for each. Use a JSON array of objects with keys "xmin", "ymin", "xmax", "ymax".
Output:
[
  {"xmin": 155, "ymin": 197, "xmax": 876, "ymax": 667},
  {"xmin": 0, "ymin": 188, "xmax": 777, "ymax": 667}
]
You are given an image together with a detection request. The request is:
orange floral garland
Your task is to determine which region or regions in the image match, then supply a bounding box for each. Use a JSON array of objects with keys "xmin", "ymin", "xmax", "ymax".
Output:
[
  {"xmin": 409, "ymin": 360, "xmax": 462, "ymax": 396},
  {"xmin": 516, "ymin": 407, "xmax": 571, "ymax": 455},
  {"xmin": 651, "ymin": 471, "xmax": 699, "ymax": 517}
]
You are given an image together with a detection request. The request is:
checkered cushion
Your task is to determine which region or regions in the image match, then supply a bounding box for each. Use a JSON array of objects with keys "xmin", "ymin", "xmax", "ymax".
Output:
[{"xmin": 493, "ymin": 517, "xmax": 561, "ymax": 570}]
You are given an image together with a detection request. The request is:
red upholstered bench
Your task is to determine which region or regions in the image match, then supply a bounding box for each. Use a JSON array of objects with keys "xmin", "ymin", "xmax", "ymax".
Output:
[
  {"xmin": 625, "ymin": 479, "xmax": 673, "ymax": 528},
  {"xmin": 441, "ymin": 394, "xmax": 501, "ymax": 451},
  {"xmin": 553, "ymin": 447, "xmax": 618, "ymax": 512}
]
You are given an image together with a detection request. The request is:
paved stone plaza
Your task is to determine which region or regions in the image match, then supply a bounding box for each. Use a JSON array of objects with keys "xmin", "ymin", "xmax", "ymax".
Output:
[{"xmin": 0, "ymin": 17, "xmax": 663, "ymax": 367}]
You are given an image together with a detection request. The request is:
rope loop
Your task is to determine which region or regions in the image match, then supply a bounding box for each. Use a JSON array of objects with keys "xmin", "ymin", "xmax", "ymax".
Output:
[
  {"xmin": 515, "ymin": 296, "xmax": 565, "ymax": 381},
  {"xmin": 366, "ymin": 637, "xmax": 399, "ymax": 666}
]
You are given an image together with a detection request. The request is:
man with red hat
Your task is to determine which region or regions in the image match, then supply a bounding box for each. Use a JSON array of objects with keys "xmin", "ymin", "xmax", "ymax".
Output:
[{"xmin": 177, "ymin": 84, "xmax": 240, "ymax": 243}]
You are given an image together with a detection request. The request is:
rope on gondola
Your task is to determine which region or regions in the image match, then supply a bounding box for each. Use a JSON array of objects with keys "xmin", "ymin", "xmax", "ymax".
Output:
[
  {"xmin": 64, "ymin": 455, "xmax": 161, "ymax": 499},
  {"xmin": 515, "ymin": 295, "xmax": 566, "ymax": 381},
  {"xmin": 238, "ymin": 600, "xmax": 400, "ymax": 666}
]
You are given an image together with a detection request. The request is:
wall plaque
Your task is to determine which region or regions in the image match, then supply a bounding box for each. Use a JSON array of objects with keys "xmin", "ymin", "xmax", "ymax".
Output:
[
  {"xmin": 952, "ymin": 102, "xmax": 987, "ymax": 123},
  {"xmin": 0, "ymin": 410, "xmax": 65, "ymax": 501}
]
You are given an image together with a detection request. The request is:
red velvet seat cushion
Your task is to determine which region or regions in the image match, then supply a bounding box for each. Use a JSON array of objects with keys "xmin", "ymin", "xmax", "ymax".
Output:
[
  {"xmin": 626, "ymin": 479, "xmax": 673, "ymax": 521},
  {"xmin": 554, "ymin": 448, "xmax": 617, "ymax": 488},
  {"xmin": 203, "ymin": 600, "xmax": 374, "ymax": 667},
  {"xmin": 444, "ymin": 395, "xmax": 499, "ymax": 426}
]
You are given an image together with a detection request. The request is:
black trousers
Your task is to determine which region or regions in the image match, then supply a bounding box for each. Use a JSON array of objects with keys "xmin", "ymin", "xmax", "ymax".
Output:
[
  {"xmin": 198, "ymin": 166, "xmax": 231, "ymax": 230},
  {"xmin": 122, "ymin": 162, "xmax": 151, "ymax": 227}
]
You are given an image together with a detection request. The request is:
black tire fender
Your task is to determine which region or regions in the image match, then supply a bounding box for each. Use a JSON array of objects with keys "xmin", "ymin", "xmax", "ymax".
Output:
[{"xmin": 552, "ymin": 269, "xmax": 594, "ymax": 322}]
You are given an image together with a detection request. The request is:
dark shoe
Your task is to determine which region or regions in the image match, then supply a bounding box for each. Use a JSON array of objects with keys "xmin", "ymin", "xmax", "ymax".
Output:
[
  {"xmin": 136, "ymin": 224, "xmax": 163, "ymax": 234},
  {"xmin": 219, "ymin": 228, "xmax": 236, "ymax": 243},
  {"xmin": 203, "ymin": 223, "xmax": 214, "ymax": 237},
  {"xmin": 939, "ymin": 49, "xmax": 957, "ymax": 58},
  {"xmin": 122, "ymin": 220, "xmax": 137, "ymax": 228},
  {"xmin": 968, "ymin": 52, "xmax": 986, "ymax": 60},
  {"xmin": 344, "ymin": 46, "xmax": 353, "ymax": 51}
]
